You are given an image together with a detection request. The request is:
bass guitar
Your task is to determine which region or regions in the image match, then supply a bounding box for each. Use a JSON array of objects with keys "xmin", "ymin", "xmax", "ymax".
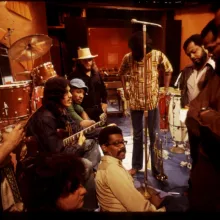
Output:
[
  {"xmin": 58, "ymin": 117, "xmax": 106, "ymax": 147},
  {"xmin": 24, "ymin": 113, "xmax": 107, "ymax": 157}
]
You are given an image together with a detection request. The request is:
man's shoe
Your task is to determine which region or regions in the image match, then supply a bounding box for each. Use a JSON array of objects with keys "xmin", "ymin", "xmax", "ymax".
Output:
[{"xmin": 128, "ymin": 168, "xmax": 138, "ymax": 176}]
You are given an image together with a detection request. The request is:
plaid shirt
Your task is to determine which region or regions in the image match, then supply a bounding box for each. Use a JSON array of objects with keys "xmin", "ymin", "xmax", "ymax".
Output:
[{"xmin": 119, "ymin": 49, "xmax": 173, "ymax": 110}]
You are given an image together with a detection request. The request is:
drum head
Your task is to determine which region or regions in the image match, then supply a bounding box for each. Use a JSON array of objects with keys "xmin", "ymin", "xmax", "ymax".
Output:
[
  {"xmin": 168, "ymin": 96, "xmax": 188, "ymax": 142},
  {"xmin": 160, "ymin": 87, "xmax": 181, "ymax": 96}
]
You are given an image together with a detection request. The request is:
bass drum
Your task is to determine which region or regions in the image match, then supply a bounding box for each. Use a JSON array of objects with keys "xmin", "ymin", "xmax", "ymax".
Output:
[{"xmin": 168, "ymin": 93, "xmax": 188, "ymax": 142}]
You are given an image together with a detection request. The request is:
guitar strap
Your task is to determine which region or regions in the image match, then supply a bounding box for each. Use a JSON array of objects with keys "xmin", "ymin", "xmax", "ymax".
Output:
[{"xmin": 0, "ymin": 162, "xmax": 24, "ymax": 211}]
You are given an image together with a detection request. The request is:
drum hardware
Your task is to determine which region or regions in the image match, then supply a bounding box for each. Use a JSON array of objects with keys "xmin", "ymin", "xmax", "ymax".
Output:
[{"xmin": 180, "ymin": 142, "xmax": 192, "ymax": 170}]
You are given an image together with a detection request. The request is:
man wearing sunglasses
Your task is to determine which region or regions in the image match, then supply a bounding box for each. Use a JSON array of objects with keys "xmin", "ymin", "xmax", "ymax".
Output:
[{"xmin": 95, "ymin": 126, "xmax": 166, "ymax": 212}]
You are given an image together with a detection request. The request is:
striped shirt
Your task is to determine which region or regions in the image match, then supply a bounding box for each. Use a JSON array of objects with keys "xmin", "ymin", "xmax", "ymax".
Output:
[{"xmin": 119, "ymin": 50, "xmax": 173, "ymax": 110}]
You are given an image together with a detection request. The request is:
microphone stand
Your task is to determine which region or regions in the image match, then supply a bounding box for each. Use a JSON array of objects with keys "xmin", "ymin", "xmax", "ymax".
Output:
[{"xmin": 142, "ymin": 24, "xmax": 151, "ymax": 199}]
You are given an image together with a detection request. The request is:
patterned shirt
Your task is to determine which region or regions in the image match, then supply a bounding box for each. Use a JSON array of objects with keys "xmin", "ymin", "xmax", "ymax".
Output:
[{"xmin": 119, "ymin": 50, "xmax": 173, "ymax": 110}]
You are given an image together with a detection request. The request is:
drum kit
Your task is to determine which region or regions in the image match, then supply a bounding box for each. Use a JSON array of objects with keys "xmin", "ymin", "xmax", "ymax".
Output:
[
  {"xmin": 0, "ymin": 34, "xmax": 57, "ymax": 130},
  {"xmin": 158, "ymin": 87, "xmax": 191, "ymax": 169}
]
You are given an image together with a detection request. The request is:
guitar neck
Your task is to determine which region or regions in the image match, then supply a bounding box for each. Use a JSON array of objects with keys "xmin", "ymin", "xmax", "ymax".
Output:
[{"xmin": 63, "ymin": 121, "xmax": 102, "ymax": 146}]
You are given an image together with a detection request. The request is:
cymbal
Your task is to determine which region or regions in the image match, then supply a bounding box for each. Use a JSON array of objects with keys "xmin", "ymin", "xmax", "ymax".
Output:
[{"xmin": 8, "ymin": 34, "xmax": 52, "ymax": 62}]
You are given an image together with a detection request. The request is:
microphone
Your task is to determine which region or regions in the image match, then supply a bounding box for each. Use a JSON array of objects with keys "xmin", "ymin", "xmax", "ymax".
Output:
[
  {"xmin": 131, "ymin": 19, "xmax": 162, "ymax": 28},
  {"xmin": 174, "ymin": 72, "xmax": 182, "ymax": 88}
]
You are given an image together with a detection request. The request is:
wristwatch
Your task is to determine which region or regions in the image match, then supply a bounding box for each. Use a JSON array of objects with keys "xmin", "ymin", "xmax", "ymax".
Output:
[
  {"xmin": 199, "ymin": 107, "xmax": 210, "ymax": 118},
  {"xmin": 200, "ymin": 107, "xmax": 209, "ymax": 112}
]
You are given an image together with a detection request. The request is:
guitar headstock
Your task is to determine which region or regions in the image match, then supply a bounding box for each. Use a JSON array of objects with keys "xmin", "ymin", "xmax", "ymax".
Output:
[{"xmin": 99, "ymin": 113, "xmax": 107, "ymax": 125}]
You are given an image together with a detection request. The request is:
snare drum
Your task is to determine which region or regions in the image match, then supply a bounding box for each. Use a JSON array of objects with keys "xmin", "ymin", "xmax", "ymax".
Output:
[
  {"xmin": 168, "ymin": 94, "xmax": 188, "ymax": 142},
  {"xmin": 31, "ymin": 86, "xmax": 44, "ymax": 112},
  {"xmin": 0, "ymin": 82, "xmax": 32, "ymax": 121},
  {"xmin": 32, "ymin": 62, "xmax": 57, "ymax": 86}
]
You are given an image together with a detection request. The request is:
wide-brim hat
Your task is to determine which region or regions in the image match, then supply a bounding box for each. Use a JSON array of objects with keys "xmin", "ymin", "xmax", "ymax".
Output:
[
  {"xmin": 70, "ymin": 78, "xmax": 89, "ymax": 93},
  {"xmin": 73, "ymin": 47, "xmax": 98, "ymax": 60}
]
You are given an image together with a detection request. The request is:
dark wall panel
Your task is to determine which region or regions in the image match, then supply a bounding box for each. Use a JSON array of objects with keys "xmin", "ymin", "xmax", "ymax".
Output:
[
  {"xmin": 64, "ymin": 17, "xmax": 88, "ymax": 73},
  {"xmin": 165, "ymin": 19, "xmax": 181, "ymax": 86}
]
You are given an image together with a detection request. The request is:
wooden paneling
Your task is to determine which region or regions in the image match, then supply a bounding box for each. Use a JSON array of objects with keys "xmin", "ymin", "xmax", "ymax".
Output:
[
  {"xmin": 88, "ymin": 27, "xmax": 131, "ymax": 70},
  {"xmin": 0, "ymin": 2, "xmax": 49, "ymax": 79},
  {"xmin": 174, "ymin": 5, "xmax": 214, "ymax": 70}
]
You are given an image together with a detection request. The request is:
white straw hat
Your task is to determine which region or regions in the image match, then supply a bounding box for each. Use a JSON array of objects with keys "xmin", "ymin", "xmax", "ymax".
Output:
[{"xmin": 73, "ymin": 47, "xmax": 98, "ymax": 60}]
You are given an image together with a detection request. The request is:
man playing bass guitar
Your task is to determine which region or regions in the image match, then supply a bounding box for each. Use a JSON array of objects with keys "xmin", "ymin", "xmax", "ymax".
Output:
[{"xmin": 18, "ymin": 76, "xmax": 102, "ymax": 211}]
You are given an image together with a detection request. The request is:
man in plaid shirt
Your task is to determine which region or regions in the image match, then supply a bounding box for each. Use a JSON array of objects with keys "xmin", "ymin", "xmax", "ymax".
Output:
[{"xmin": 119, "ymin": 31, "xmax": 173, "ymax": 177}]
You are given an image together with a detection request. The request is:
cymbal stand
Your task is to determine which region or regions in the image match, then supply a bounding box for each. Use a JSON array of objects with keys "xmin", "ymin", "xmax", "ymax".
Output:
[
  {"xmin": 4, "ymin": 28, "xmax": 15, "ymax": 82},
  {"xmin": 29, "ymin": 45, "xmax": 37, "ymax": 112}
]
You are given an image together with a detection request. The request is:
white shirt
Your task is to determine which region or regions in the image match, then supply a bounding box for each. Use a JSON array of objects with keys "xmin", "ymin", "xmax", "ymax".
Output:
[{"xmin": 187, "ymin": 58, "xmax": 215, "ymax": 103}]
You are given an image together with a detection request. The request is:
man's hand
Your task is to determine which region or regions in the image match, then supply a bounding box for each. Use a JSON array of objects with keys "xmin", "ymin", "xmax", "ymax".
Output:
[
  {"xmin": 80, "ymin": 120, "xmax": 95, "ymax": 128},
  {"xmin": 77, "ymin": 131, "xmax": 86, "ymax": 146},
  {"xmin": 107, "ymin": 123, "xmax": 117, "ymax": 127},
  {"xmin": 101, "ymin": 103, "xmax": 108, "ymax": 113},
  {"xmin": 99, "ymin": 113, "xmax": 107, "ymax": 123},
  {"xmin": 200, "ymin": 109, "xmax": 212, "ymax": 117},
  {"xmin": 124, "ymin": 90, "xmax": 130, "ymax": 100},
  {"xmin": 149, "ymin": 193, "xmax": 164, "ymax": 209},
  {"xmin": 2, "ymin": 123, "xmax": 25, "ymax": 151}
]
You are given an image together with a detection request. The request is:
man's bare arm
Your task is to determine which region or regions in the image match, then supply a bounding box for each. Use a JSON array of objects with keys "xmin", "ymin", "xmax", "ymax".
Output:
[{"xmin": 0, "ymin": 124, "xmax": 24, "ymax": 164}]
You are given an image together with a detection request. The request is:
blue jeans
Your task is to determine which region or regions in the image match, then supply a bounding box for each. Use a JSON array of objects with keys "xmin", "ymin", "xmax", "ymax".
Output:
[
  {"xmin": 83, "ymin": 139, "xmax": 101, "ymax": 171},
  {"xmin": 81, "ymin": 158, "xmax": 98, "ymax": 210},
  {"xmin": 130, "ymin": 107, "xmax": 160, "ymax": 170}
]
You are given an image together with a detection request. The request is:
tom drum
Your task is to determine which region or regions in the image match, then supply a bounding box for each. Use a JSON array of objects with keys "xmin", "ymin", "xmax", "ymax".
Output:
[
  {"xmin": 32, "ymin": 62, "xmax": 57, "ymax": 86},
  {"xmin": 0, "ymin": 81, "xmax": 32, "ymax": 122}
]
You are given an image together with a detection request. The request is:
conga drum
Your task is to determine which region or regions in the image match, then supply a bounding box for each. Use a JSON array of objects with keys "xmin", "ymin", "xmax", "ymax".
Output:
[{"xmin": 168, "ymin": 90, "xmax": 188, "ymax": 142}]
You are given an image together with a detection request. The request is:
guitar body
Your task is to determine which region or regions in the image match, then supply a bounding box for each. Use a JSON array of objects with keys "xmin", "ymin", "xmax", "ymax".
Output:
[
  {"xmin": 21, "ymin": 116, "xmax": 106, "ymax": 161},
  {"xmin": 56, "ymin": 129, "xmax": 69, "ymax": 139}
]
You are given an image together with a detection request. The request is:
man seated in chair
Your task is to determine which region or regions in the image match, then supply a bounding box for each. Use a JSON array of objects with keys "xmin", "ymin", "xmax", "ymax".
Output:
[
  {"xmin": 96, "ymin": 126, "xmax": 189, "ymax": 212},
  {"xmin": 95, "ymin": 126, "xmax": 166, "ymax": 212}
]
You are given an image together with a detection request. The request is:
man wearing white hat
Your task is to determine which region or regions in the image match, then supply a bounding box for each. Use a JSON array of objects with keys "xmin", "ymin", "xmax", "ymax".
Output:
[{"xmin": 68, "ymin": 48, "xmax": 108, "ymax": 122}]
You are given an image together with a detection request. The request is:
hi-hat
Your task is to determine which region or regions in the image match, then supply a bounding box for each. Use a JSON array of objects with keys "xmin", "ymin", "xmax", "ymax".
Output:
[{"xmin": 8, "ymin": 34, "xmax": 52, "ymax": 62}]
